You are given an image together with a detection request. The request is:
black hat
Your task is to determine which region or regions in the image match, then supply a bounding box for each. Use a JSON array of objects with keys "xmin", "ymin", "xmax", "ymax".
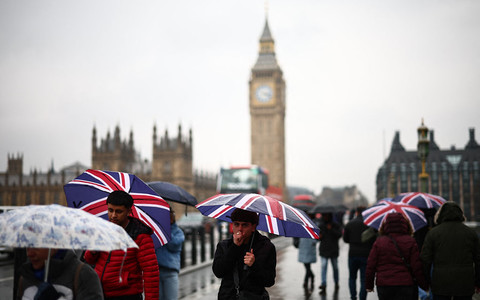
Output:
[{"xmin": 230, "ymin": 208, "xmax": 259, "ymax": 225}]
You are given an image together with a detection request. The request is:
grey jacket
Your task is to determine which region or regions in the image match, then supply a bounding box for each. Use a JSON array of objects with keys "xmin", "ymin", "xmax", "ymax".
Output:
[{"xmin": 17, "ymin": 250, "xmax": 104, "ymax": 300}]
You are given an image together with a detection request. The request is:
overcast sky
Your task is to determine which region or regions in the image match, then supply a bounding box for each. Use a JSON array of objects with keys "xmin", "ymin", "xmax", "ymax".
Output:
[{"xmin": 1, "ymin": 1, "xmax": 479, "ymax": 203}]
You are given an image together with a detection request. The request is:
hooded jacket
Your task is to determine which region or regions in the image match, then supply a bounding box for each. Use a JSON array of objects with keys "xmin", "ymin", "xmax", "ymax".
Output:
[
  {"xmin": 17, "ymin": 250, "xmax": 103, "ymax": 300},
  {"xmin": 84, "ymin": 217, "xmax": 159, "ymax": 300},
  {"xmin": 212, "ymin": 230, "xmax": 276, "ymax": 300},
  {"xmin": 366, "ymin": 212, "xmax": 427, "ymax": 291},
  {"xmin": 420, "ymin": 202, "xmax": 480, "ymax": 296}
]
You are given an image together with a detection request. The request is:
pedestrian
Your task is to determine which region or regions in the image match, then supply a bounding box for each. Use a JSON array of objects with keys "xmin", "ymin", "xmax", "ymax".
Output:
[
  {"xmin": 420, "ymin": 201, "xmax": 480, "ymax": 300},
  {"xmin": 155, "ymin": 209, "xmax": 185, "ymax": 300},
  {"xmin": 212, "ymin": 208, "xmax": 276, "ymax": 300},
  {"xmin": 16, "ymin": 248, "xmax": 103, "ymax": 300},
  {"xmin": 366, "ymin": 212, "xmax": 427, "ymax": 300},
  {"xmin": 343, "ymin": 206, "xmax": 373, "ymax": 300},
  {"xmin": 296, "ymin": 212, "xmax": 318, "ymax": 292},
  {"xmin": 84, "ymin": 190, "xmax": 160, "ymax": 300},
  {"xmin": 318, "ymin": 212, "xmax": 342, "ymax": 295}
]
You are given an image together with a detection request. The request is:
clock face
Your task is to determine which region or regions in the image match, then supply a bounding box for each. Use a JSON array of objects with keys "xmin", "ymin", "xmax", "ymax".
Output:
[{"xmin": 255, "ymin": 85, "xmax": 273, "ymax": 103}]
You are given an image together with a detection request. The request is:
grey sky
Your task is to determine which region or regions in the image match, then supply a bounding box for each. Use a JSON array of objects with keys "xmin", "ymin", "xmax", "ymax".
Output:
[{"xmin": 1, "ymin": 0, "xmax": 479, "ymax": 203}]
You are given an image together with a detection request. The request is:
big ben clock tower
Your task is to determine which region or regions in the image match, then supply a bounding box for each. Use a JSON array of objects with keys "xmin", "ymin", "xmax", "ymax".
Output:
[{"xmin": 249, "ymin": 18, "xmax": 287, "ymax": 201}]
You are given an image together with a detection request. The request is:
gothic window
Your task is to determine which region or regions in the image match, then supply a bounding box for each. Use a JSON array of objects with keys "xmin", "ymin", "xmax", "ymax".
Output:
[
  {"xmin": 39, "ymin": 192, "xmax": 45, "ymax": 204},
  {"xmin": 164, "ymin": 162, "xmax": 172, "ymax": 174}
]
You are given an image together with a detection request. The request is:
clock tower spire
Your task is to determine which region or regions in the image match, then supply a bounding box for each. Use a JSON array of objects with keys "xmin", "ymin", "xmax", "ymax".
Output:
[{"xmin": 249, "ymin": 17, "xmax": 287, "ymax": 201}]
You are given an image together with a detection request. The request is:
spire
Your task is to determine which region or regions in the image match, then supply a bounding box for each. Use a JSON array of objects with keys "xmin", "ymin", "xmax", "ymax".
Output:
[
  {"xmin": 253, "ymin": 17, "xmax": 279, "ymax": 71},
  {"xmin": 465, "ymin": 128, "xmax": 479, "ymax": 149},
  {"xmin": 390, "ymin": 131, "xmax": 405, "ymax": 152},
  {"xmin": 260, "ymin": 19, "xmax": 274, "ymax": 45},
  {"xmin": 429, "ymin": 130, "xmax": 440, "ymax": 151}
]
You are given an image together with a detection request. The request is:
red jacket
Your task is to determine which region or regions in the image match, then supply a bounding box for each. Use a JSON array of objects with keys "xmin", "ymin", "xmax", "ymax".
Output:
[
  {"xmin": 365, "ymin": 213, "xmax": 427, "ymax": 291},
  {"xmin": 85, "ymin": 217, "xmax": 159, "ymax": 300}
]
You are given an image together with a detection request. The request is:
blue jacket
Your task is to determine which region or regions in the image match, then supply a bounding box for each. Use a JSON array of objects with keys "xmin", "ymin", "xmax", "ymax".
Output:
[{"xmin": 155, "ymin": 223, "xmax": 185, "ymax": 272}]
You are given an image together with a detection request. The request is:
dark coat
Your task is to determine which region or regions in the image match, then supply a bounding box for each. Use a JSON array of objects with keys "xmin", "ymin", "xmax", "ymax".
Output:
[
  {"xmin": 212, "ymin": 230, "xmax": 276, "ymax": 300},
  {"xmin": 366, "ymin": 213, "xmax": 427, "ymax": 291},
  {"xmin": 18, "ymin": 250, "xmax": 103, "ymax": 300},
  {"xmin": 420, "ymin": 202, "xmax": 480, "ymax": 297},
  {"xmin": 343, "ymin": 215, "xmax": 373, "ymax": 257},
  {"xmin": 318, "ymin": 218, "xmax": 342, "ymax": 258}
]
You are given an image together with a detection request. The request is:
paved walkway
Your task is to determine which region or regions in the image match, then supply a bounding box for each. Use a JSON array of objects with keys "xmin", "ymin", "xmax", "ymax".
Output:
[{"xmin": 179, "ymin": 237, "xmax": 380, "ymax": 300}]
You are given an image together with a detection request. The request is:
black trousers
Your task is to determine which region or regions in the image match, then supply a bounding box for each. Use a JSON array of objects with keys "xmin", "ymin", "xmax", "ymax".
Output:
[{"xmin": 377, "ymin": 285, "xmax": 417, "ymax": 300}]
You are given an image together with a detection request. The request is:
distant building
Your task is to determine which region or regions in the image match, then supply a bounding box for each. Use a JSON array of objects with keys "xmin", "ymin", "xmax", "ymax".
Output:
[
  {"xmin": 316, "ymin": 186, "xmax": 369, "ymax": 209},
  {"xmin": 0, "ymin": 154, "xmax": 88, "ymax": 206},
  {"xmin": 0, "ymin": 125, "xmax": 217, "ymax": 213},
  {"xmin": 249, "ymin": 19, "xmax": 287, "ymax": 202},
  {"xmin": 376, "ymin": 128, "xmax": 480, "ymax": 221}
]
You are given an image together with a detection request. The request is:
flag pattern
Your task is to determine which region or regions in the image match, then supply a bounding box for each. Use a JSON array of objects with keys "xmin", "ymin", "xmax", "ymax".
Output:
[
  {"xmin": 64, "ymin": 169, "xmax": 171, "ymax": 248},
  {"xmin": 392, "ymin": 192, "xmax": 446, "ymax": 209},
  {"xmin": 196, "ymin": 193, "xmax": 320, "ymax": 239},
  {"xmin": 362, "ymin": 200, "xmax": 427, "ymax": 232}
]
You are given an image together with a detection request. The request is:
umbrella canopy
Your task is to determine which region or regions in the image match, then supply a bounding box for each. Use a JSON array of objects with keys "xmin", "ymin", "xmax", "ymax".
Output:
[
  {"xmin": 147, "ymin": 181, "xmax": 197, "ymax": 206},
  {"xmin": 392, "ymin": 192, "xmax": 447, "ymax": 209},
  {"xmin": 196, "ymin": 193, "xmax": 320, "ymax": 239},
  {"xmin": 0, "ymin": 204, "xmax": 137, "ymax": 251},
  {"xmin": 64, "ymin": 169, "xmax": 171, "ymax": 248},
  {"xmin": 309, "ymin": 204, "xmax": 337, "ymax": 214},
  {"xmin": 362, "ymin": 200, "xmax": 427, "ymax": 232}
]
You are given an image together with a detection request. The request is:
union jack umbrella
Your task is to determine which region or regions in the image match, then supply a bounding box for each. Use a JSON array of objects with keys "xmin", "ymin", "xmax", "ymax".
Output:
[
  {"xmin": 362, "ymin": 200, "xmax": 427, "ymax": 232},
  {"xmin": 195, "ymin": 193, "xmax": 320, "ymax": 239},
  {"xmin": 392, "ymin": 192, "xmax": 446, "ymax": 209},
  {"xmin": 64, "ymin": 169, "xmax": 171, "ymax": 248}
]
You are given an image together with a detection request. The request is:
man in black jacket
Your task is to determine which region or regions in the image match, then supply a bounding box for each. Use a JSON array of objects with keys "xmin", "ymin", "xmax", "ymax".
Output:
[
  {"xmin": 318, "ymin": 212, "xmax": 343, "ymax": 295},
  {"xmin": 343, "ymin": 206, "xmax": 373, "ymax": 300},
  {"xmin": 212, "ymin": 208, "xmax": 276, "ymax": 299}
]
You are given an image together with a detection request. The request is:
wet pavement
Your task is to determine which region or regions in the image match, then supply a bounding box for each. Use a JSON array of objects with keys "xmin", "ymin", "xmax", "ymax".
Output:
[{"xmin": 179, "ymin": 237, "xmax": 380, "ymax": 300}]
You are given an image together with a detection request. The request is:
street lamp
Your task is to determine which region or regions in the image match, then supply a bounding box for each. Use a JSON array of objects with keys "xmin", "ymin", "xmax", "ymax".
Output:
[{"xmin": 417, "ymin": 119, "xmax": 429, "ymax": 193}]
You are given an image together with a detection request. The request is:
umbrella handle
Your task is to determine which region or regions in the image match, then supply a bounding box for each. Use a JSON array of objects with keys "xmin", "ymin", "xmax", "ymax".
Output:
[
  {"xmin": 44, "ymin": 248, "xmax": 52, "ymax": 282},
  {"xmin": 243, "ymin": 231, "xmax": 255, "ymax": 271}
]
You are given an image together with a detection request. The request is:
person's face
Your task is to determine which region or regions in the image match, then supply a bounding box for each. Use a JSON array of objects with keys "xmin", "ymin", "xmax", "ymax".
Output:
[
  {"xmin": 107, "ymin": 203, "xmax": 131, "ymax": 228},
  {"xmin": 232, "ymin": 221, "xmax": 256, "ymax": 243},
  {"xmin": 26, "ymin": 248, "xmax": 55, "ymax": 270}
]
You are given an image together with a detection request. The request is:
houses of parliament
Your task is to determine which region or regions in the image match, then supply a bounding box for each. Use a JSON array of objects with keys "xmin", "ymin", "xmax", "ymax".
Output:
[
  {"xmin": 0, "ymin": 124, "xmax": 217, "ymax": 213},
  {"xmin": 0, "ymin": 18, "xmax": 288, "ymax": 211}
]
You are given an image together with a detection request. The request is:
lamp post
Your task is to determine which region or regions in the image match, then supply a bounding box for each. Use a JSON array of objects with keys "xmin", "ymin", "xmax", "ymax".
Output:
[{"xmin": 417, "ymin": 119, "xmax": 429, "ymax": 193}]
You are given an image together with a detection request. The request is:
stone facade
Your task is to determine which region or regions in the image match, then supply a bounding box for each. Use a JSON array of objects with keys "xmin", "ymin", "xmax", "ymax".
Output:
[
  {"xmin": 249, "ymin": 19, "xmax": 287, "ymax": 201},
  {"xmin": 0, "ymin": 125, "xmax": 216, "ymax": 214},
  {"xmin": 376, "ymin": 128, "xmax": 480, "ymax": 221}
]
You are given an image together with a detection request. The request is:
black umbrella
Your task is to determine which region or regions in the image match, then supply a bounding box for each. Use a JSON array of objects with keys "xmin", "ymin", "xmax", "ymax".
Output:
[
  {"xmin": 147, "ymin": 181, "xmax": 198, "ymax": 207},
  {"xmin": 309, "ymin": 204, "xmax": 336, "ymax": 214}
]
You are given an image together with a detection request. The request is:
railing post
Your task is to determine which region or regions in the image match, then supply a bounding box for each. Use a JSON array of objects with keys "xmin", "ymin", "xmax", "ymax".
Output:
[
  {"xmin": 180, "ymin": 240, "xmax": 186, "ymax": 268},
  {"xmin": 200, "ymin": 227, "xmax": 206, "ymax": 262},
  {"xmin": 210, "ymin": 225, "xmax": 215, "ymax": 259},
  {"xmin": 191, "ymin": 228, "xmax": 197, "ymax": 265}
]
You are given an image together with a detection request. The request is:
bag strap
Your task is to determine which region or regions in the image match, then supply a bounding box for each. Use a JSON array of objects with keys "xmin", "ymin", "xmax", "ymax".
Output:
[{"xmin": 387, "ymin": 235, "xmax": 415, "ymax": 279}]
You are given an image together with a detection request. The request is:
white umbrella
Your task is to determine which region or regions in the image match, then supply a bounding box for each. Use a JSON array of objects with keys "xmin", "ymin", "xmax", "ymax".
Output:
[{"xmin": 0, "ymin": 204, "xmax": 138, "ymax": 281}]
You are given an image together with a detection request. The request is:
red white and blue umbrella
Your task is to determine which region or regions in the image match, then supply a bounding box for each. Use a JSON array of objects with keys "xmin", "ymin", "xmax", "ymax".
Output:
[
  {"xmin": 362, "ymin": 200, "xmax": 427, "ymax": 232},
  {"xmin": 64, "ymin": 169, "xmax": 171, "ymax": 248},
  {"xmin": 195, "ymin": 193, "xmax": 320, "ymax": 239},
  {"xmin": 392, "ymin": 192, "xmax": 446, "ymax": 209}
]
